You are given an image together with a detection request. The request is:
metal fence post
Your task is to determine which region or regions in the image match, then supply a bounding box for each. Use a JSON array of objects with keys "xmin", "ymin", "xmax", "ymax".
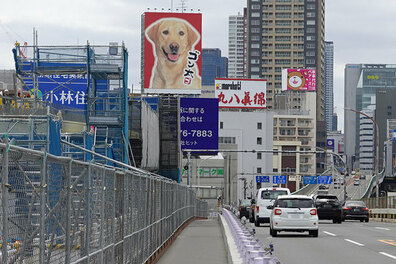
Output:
[
  {"xmin": 111, "ymin": 170, "xmax": 116, "ymax": 262},
  {"xmin": 39, "ymin": 153, "xmax": 48, "ymax": 264},
  {"xmin": 100, "ymin": 169, "xmax": 105, "ymax": 264},
  {"xmin": 1, "ymin": 139, "xmax": 9, "ymax": 264},
  {"xmin": 85, "ymin": 161, "xmax": 93, "ymax": 262},
  {"xmin": 65, "ymin": 160, "xmax": 72, "ymax": 263}
]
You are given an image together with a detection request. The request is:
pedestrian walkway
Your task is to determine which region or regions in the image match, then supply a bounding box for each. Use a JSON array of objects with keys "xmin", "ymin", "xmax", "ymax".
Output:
[{"xmin": 157, "ymin": 218, "xmax": 227, "ymax": 264}]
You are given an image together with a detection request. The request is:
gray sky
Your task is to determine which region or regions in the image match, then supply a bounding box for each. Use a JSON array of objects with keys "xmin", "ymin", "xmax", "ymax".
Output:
[{"xmin": 1, "ymin": 0, "xmax": 396, "ymax": 131}]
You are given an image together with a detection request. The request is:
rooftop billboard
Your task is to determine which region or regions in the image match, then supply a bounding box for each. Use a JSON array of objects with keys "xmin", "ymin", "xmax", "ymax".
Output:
[
  {"xmin": 215, "ymin": 78, "xmax": 267, "ymax": 109},
  {"xmin": 144, "ymin": 12, "xmax": 202, "ymax": 94},
  {"xmin": 282, "ymin": 69, "xmax": 316, "ymax": 91}
]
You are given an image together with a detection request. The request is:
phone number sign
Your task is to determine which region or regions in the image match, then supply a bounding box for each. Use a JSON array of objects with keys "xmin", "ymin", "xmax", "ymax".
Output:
[{"xmin": 180, "ymin": 98, "xmax": 218, "ymax": 151}]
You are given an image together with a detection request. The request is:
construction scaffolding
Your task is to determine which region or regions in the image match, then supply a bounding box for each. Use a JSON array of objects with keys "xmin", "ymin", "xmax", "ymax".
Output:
[{"xmin": 12, "ymin": 43, "xmax": 129, "ymax": 164}]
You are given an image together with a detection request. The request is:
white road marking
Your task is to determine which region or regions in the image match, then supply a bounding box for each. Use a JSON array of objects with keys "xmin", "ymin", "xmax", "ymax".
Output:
[
  {"xmin": 375, "ymin": 227, "xmax": 390, "ymax": 231},
  {"xmin": 344, "ymin": 239, "xmax": 365, "ymax": 246},
  {"xmin": 379, "ymin": 252, "xmax": 396, "ymax": 260},
  {"xmin": 323, "ymin": 231, "xmax": 336, "ymax": 237}
]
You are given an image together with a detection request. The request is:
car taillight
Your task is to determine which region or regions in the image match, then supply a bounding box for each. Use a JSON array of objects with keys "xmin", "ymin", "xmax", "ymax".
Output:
[
  {"xmin": 343, "ymin": 207, "xmax": 351, "ymax": 210},
  {"xmin": 256, "ymin": 206, "xmax": 259, "ymax": 213},
  {"xmin": 310, "ymin": 209, "xmax": 317, "ymax": 215},
  {"xmin": 238, "ymin": 206, "xmax": 241, "ymax": 212},
  {"xmin": 252, "ymin": 205, "xmax": 255, "ymax": 210},
  {"xmin": 274, "ymin": 209, "xmax": 282, "ymax": 215},
  {"xmin": 363, "ymin": 207, "xmax": 369, "ymax": 211}
]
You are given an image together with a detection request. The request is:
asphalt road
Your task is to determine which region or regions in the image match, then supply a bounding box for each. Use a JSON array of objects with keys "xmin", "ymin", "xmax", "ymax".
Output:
[{"xmin": 244, "ymin": 220, "xmax": 396, "ymax": 264}]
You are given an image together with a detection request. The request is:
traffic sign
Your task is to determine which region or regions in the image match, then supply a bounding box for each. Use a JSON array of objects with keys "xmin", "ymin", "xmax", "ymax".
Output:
[
  {"xmin": 326, "ymin": 139, "xmax": 335, "ymax": 150},
  {"xmin": 303, "ymin": 176, "xmax": 318, "ymax": 184},
  {"xmin": 256, "ymin": 176, "xmax": 270, "ymax": 183},
  {"xmin": 393, "ymin": 129, "xmax": 396, "ymax": 141},
  {"xmin": 273, "ymin": 175, "xmax": 287, "ymax": 184},
  {"xmin": 318, "ymin": 175, "xmax": 332, "ymax": 184}
]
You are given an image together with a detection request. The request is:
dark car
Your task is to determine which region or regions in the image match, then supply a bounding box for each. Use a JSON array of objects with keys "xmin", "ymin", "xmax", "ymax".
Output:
[
  {"xmin": 342, "ymin": 201, "xmax": 369, "ymax": 222},
  {"xmin": 249, "ymin": 199, "xmax": 256, "ymax": 223},
  {"xmin": 238, "ymin": 200, "xmax": 251, "ymax": 219},
  {"xmin": 313, "ymin": 194, "xmax": 342, "ymax": 223}
]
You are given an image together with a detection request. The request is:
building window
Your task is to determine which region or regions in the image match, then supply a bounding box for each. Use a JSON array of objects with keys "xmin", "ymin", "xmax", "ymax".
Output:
[
  {"xmin": 257, "ymin": 137, "xmax": 262, "ymax": 145},
  {"xmin": 257, "ymin": 122, "xmax": 262, "ymax": 130},
  {"xmin": 220, "ymin": 121, "xmax": 223, "ymax": 129},
  {"xmin": 257, "ymin": 153, "xmax": 262, "ymax": 159},
  {"xmin": 257, "ymin": 167, "xmax": 262, "ymax": 173},
  {"xmin": 307, "ymin": 20, "xmax": 315, "ymax": 25}
]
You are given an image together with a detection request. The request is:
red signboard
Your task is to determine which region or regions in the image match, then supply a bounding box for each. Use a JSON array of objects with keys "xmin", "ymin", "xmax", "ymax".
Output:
[{"xmin": 144, "ymin": 12, "xmax": 202, "ymax": 94}]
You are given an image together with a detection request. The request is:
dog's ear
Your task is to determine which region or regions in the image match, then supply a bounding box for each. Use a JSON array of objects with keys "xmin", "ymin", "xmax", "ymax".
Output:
[
  {"xmin": 146, "ymin": 21, "xmax": 161, "ymax": 42},
  {"xmin": 187, "ymin": 24, "xmax": 199, "ymax": 48}
]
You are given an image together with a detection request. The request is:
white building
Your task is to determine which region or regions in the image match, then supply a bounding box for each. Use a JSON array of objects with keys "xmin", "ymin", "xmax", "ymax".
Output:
[
  {"xmin": 359, "ymin": 105, "xmax": 375, "ymax": 174},
  {"xmin": 219, "ymin": 110, "xmax": 273, "ymax": 201},
  {"xmin": 228, "ymin": 13, "xmax": 246, "ymax": 78}
]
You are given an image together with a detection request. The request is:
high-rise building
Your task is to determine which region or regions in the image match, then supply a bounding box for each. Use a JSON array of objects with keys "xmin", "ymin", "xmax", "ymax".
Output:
[
  {"xmin": 332, "ymin": 113, "xmax": 338, "ymax": 131},
  {"xmin": 228, "ymin": 12, "xmax": 246, "ymax": 78},
  {"xmin": 246, "ymin": 0, "xmax": 325, "ymax": 121},
  {"xmin": 344, "ymin": 64, "xmax": 396, "ymax": 172},
  {"xmin": 324, "ymin": 41, "xmax": 334, "ymax": 132},
  {"xmin": 201, "ymin": 48, "xmax": 228, "ymax": 86}
]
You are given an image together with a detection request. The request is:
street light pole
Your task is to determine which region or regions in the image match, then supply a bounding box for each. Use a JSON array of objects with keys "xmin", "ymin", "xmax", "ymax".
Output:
[{"xmin": 345, "ymin": 108, "xmax": 379, "ymax": 206}]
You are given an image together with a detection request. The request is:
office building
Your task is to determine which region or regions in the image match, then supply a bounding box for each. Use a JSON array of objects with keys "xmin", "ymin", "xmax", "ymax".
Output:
[
  {"xmin": 344, "ymin": 64, "xmax": 396, "ymax": 172},
  {"xmin": 273, "ymin": 91, "xmax": 317, "ymax": 187},
  {"xmin": 324, "ymin": 41, "xmax": 334, "ymax": 132},
  {"xmin": 246, "ymin": 0, "xmax": 325, "ymax": 121},
  {"xmin": 228, "ymin": 12, "xmax": 246, "ymax": 78},
  {"xmin": 219, "ymin": 110, "xmax": 273, "ymax": 201},
  {"xmin": 201, "ymin": 48, "xmax": 228, "ymax": 86}
]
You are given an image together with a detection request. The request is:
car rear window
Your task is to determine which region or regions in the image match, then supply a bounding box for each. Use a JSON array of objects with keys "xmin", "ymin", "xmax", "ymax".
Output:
[
  {"xmin": 316, "ymin": 195, "xmax": 338, "ymax": 201},
  {"xmin": 345, "ymin": 201, "xmax": 366, "ymax": 207},
  {"xmin": 275, "ymin": 199, "xmax": 314, "ymax": 208},
  {"xmin": 240, "ymin": 201, "xmax": 251, "ymax": 206},
  {"xmin": 261, "ymin": 190, "xmax": 288, "ymax": 200}
]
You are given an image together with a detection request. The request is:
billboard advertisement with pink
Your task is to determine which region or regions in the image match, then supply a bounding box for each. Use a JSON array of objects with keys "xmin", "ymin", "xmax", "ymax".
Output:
[
  {"xmin": 144, "ymin": 12, "xmax": 202, "ymax": 94},
  {"xmin": 215, "ymin": 78, "xmax": 267, "ymax": 109},
  {"xmin": 282, "ymin": 69, "xmax": 316, "ymax": 91}
]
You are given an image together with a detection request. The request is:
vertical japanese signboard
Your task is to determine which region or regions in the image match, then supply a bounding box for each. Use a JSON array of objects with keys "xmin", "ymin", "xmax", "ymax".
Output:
[
  {"xmin": 215, "ymin": 78, "xmax": 267, "ymax": 109},
  {"xmin": 144, "ymin": 12, "xmax": 202, "ymax": 94},
  {"xmin": 180, "ymin": 98, "xmax": 218, "ymax": 151},
  {"xmin": 281, "ymin": 69, "xmax": 316, "ymax": 91}
]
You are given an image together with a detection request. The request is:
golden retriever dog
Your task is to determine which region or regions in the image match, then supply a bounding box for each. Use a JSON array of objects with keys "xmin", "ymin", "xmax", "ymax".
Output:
[{"xmin": 146, "ymin": 18, "xmax": 201, "ymax": 90}]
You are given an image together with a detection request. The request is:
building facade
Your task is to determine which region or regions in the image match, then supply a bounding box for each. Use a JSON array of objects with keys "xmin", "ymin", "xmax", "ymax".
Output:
[
  {"xmin": 246, "ymin": 0, "xmax": 325, "ymax": 122},
  {"xmin": 273, "ymin": 91, "xmax": 317, "ymax": 186},
  {"xmin": 201, "ymin": 48, "xmax": 228, "ymax": 86},
  {"xmin": 344, "ymin": 64, "xmax": 396, "ymax": 172},
  {"xmin": 228, "ymin": 12, "xmax": 246, "ymax": 78},
  {"xmin": 219, "ymin": 110, "xmax": 274, "ymax": 201},
  {"xmin": 324, "ymin": 41, "xmax": 334, "ymax": 132}
]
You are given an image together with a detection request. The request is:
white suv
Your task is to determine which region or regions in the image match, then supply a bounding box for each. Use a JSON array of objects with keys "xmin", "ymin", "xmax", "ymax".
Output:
[
  {"xmin": 254, "ymin": 187, "xmax": 290, "ymax": 226},
  {"xmin": 269, "ymin": 195, "xmax": 319, "ymax": 237}
]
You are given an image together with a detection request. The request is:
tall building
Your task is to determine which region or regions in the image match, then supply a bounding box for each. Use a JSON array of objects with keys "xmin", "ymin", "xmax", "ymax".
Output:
[
  {"xmin": 201, "ymin": 48, "xmax": 228, "ymax": 86},
  {"xmin": 246, "ymin": 0, "xmax": 325, "ymax": 121},
  {"xmin": 228, "ymin": 12, "xmax": 246, "ymax": 78},
  {"xmin": 332, "ymin": 113, "xmax": 338, "ymax": 131},
  {"xmin": 324, "ymin": 41, "xmax": 334, "ymax": 132},
  {"xmin": 344, "ymin": 64, "xmax": 396, "ymax": 172}
]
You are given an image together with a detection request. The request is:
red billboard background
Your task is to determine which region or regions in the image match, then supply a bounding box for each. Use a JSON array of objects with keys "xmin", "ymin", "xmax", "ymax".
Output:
[{"xmin": 144, "ymin": 12, "xmax": 202, "ymax": 92}]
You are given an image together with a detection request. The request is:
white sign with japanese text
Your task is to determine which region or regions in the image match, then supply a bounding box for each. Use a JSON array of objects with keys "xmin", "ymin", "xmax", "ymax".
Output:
[{"xmin": 215, "ymin": 78, "xmax": 267, "ymax": 109}]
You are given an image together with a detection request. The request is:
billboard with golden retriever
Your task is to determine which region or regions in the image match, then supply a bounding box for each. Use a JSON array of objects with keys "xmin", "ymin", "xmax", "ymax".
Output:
[
  {"xmin": 281, "ymin": 69, "xmax": 316, "ymax": 91},
  {"xmin": 144, "ymin": 12, "xmax": 202, "ymax": 94}
]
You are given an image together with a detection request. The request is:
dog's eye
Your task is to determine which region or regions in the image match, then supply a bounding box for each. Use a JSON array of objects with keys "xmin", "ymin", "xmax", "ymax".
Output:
[
  {"xmin": 179, "ymin": 31, "xmax": 185, "ymax": 36},
  {"xmin": 163, "ymin": 30, "xmax": 169, "ymax": 35}
]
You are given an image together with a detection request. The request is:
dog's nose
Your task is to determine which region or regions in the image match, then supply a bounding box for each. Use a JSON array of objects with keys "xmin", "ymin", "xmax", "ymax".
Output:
[{"xmin": 169, "ymin": 43, "xmax": 179, "ymax": 53}]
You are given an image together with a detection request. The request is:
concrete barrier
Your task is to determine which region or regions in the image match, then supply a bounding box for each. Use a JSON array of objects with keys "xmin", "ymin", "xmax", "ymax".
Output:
[{"xmin": 369, "ymin": 208, "xmax": 396, "ymax": 223}]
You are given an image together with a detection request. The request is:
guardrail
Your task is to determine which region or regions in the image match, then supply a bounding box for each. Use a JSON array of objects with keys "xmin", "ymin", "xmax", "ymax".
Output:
[
  {"xmin": 359, "ymin": 169, "xmax": 385, "ymax": 199},
  {"xmin": 0, "ymin": 142, "xmax": 207, "ymax": 264}
]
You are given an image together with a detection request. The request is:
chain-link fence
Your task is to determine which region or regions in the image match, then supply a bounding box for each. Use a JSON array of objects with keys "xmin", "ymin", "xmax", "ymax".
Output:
[{"xmin": 0, "ymin": 142, "xmax": 207, "ymax": 264}]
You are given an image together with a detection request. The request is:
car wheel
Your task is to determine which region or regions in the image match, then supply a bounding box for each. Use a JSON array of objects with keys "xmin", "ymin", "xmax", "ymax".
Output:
[
  {"xmin": 254, "ymin": 219, "xmax": 260, "ymax": 227},
  {"xmin": 360, "ymin": 219, "xmax": 364, "ymax": 222},
  {"xmin": 332, "ymin": 219, "xmax": 337, "ymax": 224},
  {"xmin": 310, "ymin": 230, "xmax": 318, "ymax": 237},
  {"xmin": 272, "ymin": 230, "xmax": 277, "ymax": 237},
  {"xmin": 365, "ymin": 219, "xmax": 369, "ymax": 223},
  {"xmin": 269, "ymin": 228, "xmax": 273, "ymax": 236}
]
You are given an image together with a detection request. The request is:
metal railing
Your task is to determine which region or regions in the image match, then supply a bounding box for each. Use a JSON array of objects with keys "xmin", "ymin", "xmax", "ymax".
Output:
[
  {"xmin": 362, "ymin": 196, "xmax": 396, "ymax": 209},
  {"xmin": 0, "ymin": 142, "xmax": 207, "ymax": 264}
]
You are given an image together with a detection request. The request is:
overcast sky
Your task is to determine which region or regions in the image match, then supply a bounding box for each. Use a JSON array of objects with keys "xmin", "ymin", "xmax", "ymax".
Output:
[{"xmin": 1, "ymin": 0, "xmax": 396, "ymax": 131}]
